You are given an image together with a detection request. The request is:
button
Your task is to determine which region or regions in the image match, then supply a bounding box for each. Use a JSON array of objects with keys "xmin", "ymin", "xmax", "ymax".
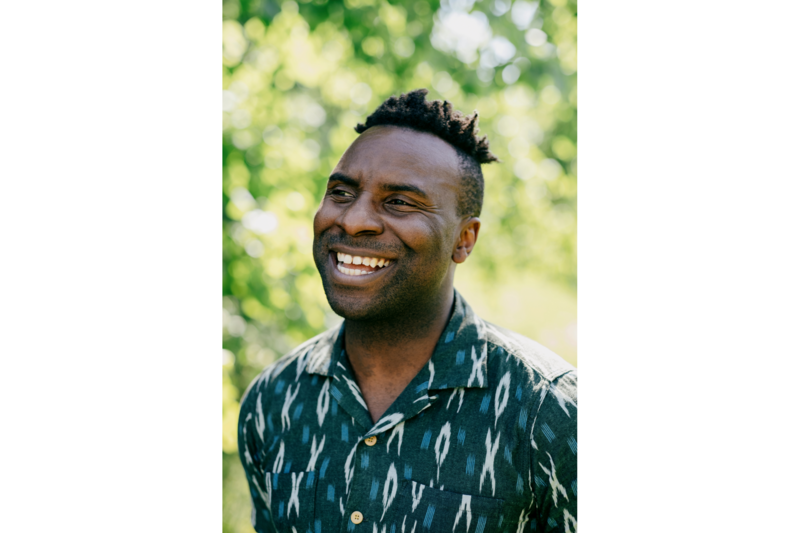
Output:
[
  {"xmin": 364, "ymin": 436, "xmax": 377, "ymax": 446},
  {"xmin": 350, "ymin": 511, "xmax": 364, "ymax": 524}
]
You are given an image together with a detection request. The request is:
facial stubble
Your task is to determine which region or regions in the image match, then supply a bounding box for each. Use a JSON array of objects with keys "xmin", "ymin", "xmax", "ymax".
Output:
[{"xmin": 312, "ymin": 232, "xmax": 454, "ymax": 327}]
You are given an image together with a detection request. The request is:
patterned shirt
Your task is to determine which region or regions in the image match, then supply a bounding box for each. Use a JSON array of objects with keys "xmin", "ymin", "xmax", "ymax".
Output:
[{"xmin": 238, "ymin": 291, "xmax": 577, "ymax": 533}]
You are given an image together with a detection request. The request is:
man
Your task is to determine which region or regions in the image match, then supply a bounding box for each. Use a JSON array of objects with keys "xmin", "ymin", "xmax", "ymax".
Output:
[{"xmin": 238, "ymin": 89, "xmax": 577, "ymax": 533}]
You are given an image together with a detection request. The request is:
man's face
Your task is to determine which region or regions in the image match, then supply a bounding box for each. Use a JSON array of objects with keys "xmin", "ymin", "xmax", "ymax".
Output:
[{"xmin": 312, "ymin": 125, "xmax": 467, "ymax": 321}]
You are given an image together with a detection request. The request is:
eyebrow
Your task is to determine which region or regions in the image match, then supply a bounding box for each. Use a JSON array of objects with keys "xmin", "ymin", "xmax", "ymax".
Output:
[
  {"xmin": 327, "ymin": 172, "xmax": 359, "ymax": 187},
  {"xmin": 327, "ymin": 172, "xmax": 431, "ymax": 200}
]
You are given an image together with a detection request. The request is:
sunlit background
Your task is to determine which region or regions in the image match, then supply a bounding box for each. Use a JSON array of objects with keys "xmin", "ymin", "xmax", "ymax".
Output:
[{"xmin": 222, "ymin": 0, "xmax": 576, "ymax": 530}]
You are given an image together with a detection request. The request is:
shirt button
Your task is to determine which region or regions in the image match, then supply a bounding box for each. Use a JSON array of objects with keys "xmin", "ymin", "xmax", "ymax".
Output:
[
  {"xmin": 350, "ymin": 511, "xmax": 364, "ymax": 524},
  {"xmin": 364, "ymin": 436, "xmax": 377, "ymax": 446}
]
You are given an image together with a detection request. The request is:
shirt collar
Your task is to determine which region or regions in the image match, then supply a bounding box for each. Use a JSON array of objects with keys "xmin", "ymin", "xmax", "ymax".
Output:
[
  {"xmin": 304, "ymin": 290, "xmax": 489, "ymax": 391},
  {"xmin": 426, "ymin": 289, "xmax": 490, "ymax": 391}
]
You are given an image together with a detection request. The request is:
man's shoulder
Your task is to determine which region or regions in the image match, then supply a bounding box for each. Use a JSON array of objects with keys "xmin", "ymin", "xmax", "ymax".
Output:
[
  {"xmin": 240, "ymin": 325, "xmax": 339, "ymax": 405},
  {"xmin": 483, "ymin": 320, "xmax": 576, "ymax": 385},
  {"xmin": 482, "ymin": 321, "xmax": 578, "ymax": 429}
]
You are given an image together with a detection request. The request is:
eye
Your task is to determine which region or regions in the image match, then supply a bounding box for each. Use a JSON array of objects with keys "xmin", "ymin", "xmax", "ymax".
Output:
[
  {"xmin": 329, "ymin": 188, "xmax": 354, "ymax": 198},
  {"xmin": 387, "ymin": 198, "xmax": 412, "ymax": 206}
]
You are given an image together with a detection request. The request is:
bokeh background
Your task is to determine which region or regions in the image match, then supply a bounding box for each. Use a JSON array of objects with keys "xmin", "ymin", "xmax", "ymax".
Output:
[{"xmin": 222, "ymin": 0, "xmax": 576, "ymax": 530}]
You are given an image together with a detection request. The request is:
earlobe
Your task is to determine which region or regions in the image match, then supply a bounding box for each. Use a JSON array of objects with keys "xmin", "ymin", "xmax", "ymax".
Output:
[
  {"xmin": 452, "ymin": 217, "xmax": 481, "ymax": 264},
  {"xmin": 452, "ymin": 245, "xmax": 468, "ymax": 264}
]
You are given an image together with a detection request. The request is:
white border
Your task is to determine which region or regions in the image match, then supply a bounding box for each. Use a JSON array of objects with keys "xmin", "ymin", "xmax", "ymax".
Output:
[
  {"xmin": 2, "ymin": 1, "xmax": 220, "ymax": 530},
  {"xmin": 580, "ymin": 0, "xmax": 800, "ymax": 530}
]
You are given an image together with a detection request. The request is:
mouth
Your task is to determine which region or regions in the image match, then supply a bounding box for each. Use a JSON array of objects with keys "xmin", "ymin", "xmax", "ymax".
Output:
[{"xmin": 329, "ymin": 250, "xmax": 393, "ymax": 280}]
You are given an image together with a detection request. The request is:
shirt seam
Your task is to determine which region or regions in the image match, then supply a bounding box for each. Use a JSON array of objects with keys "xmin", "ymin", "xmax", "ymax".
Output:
[
  {"xmin": 527, "ymin": 370, "xmax": 576, "ymax": 527},
  {"xmin": 528, "ymin": 376, "xmax": 549, "ymax": 523}
]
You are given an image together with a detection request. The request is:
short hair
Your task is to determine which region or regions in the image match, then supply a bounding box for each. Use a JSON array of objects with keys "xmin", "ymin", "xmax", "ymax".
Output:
[{"xmin": 355, "ymin": 88, "xmax": 498, "ymax": 217}]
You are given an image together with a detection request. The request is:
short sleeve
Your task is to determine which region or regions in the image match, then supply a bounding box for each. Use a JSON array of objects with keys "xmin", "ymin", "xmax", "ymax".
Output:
[
  {"xmin": 530, "ymin": 371, "xmax": 578, "ymax": 532},
  {"xmin": 238, "ymin": 384, "xmax": 270, "ymax": 532}
]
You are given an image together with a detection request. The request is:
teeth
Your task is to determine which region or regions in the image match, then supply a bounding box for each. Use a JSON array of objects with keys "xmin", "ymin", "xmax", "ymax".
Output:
[
  {"xmin": 337, "ymin": 263, "xmax": 377, "ymax": 276},
  {"xmin": 334, "ymin": 253, "xmax": 392, "ymax": 269}
]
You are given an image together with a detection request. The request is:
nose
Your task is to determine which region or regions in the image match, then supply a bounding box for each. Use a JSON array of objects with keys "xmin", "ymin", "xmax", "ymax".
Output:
[{"xmin": 337, "ymin": 192, "xmax": 382, "ymax": 236}]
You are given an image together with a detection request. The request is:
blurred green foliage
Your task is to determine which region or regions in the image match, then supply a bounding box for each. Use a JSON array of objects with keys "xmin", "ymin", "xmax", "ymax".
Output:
[{"xmin": 222, "ymin": 0, "xmax": 576, "ymax": 530}]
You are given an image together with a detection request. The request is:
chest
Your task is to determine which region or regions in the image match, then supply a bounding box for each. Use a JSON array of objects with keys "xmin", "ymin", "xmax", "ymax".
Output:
[
  {"xmin": 359, "ymin": 377, "xmax": 408, "ymax": 424},
  {"xmin": 252, "ymin": 379, "xmax": 535, "ymax": 533}
]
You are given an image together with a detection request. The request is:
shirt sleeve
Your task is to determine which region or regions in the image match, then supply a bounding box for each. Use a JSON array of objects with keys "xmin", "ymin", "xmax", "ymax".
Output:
[
  {"xmin": 531, "ymin": 370, "xmax": 578, "ymax": 532},
  {"xmin": 238, "ymin": 383, "xmax": 270, "ymax": 532}
]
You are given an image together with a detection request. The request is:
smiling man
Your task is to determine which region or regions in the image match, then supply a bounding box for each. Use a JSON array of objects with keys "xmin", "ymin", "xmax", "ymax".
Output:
[{"xmin": 238, "ymin": 89, "xmax": 577, "ymax": 533}]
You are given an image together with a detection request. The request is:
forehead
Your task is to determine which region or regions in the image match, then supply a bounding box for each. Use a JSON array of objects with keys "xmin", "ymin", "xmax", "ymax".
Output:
[{"xmin": 335, "ymin": 126, "xmax": 462, "ymax": 192}]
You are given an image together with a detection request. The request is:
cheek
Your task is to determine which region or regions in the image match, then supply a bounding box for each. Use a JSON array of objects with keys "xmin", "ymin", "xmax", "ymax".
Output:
[
  {"xmin": 394, "ymin": 219, "xmax": 450, "ymax": 258},
  {"xmin": 313, "ymin": 204, "xmax": 334, "ymax": 235}
]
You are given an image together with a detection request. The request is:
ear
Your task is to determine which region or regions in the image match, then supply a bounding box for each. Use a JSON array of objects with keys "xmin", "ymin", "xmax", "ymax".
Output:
[{"xmin": 452, "ymin": 217, "xmax": 481, "ymax": 264}]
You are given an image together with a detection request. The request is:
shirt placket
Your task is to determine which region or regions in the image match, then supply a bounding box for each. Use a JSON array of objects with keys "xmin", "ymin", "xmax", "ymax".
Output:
[{"xmin": 335, "ymin": 359, "xmax": 440, "ymax": 532}]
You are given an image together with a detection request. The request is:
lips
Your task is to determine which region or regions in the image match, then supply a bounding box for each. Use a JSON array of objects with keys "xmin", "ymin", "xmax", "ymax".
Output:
[{"xmin": 328, "ymin": 250, "xmax": 394, "ymax": 281}]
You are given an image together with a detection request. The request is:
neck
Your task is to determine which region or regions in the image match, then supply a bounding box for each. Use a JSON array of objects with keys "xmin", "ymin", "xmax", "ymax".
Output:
[{"xmin": 344, "ymin": 287, "xmax": 455, "ymax": 381}]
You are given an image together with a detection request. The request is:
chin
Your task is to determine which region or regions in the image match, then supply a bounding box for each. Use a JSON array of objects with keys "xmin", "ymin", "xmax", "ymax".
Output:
[{"xmin": 325, "ymin": 292, "xmax": 389, "ymax": 322}]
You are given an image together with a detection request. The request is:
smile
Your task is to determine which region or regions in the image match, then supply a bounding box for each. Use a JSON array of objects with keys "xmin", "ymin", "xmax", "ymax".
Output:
[{"xmin": 333, "ymin": 252, "xmax": 392, "ymax": 277}]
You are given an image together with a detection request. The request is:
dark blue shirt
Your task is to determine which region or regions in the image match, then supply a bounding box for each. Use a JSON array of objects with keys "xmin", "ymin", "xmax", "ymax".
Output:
[{"xmin": 238, "ymin": 291, "xmax": 577, "ymax": 532}]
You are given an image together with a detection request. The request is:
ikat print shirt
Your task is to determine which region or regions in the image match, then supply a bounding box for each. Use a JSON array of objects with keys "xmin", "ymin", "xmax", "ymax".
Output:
[{"xmin": 238, "ymin": 291, "xmax": 578, "ymax": 533}]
